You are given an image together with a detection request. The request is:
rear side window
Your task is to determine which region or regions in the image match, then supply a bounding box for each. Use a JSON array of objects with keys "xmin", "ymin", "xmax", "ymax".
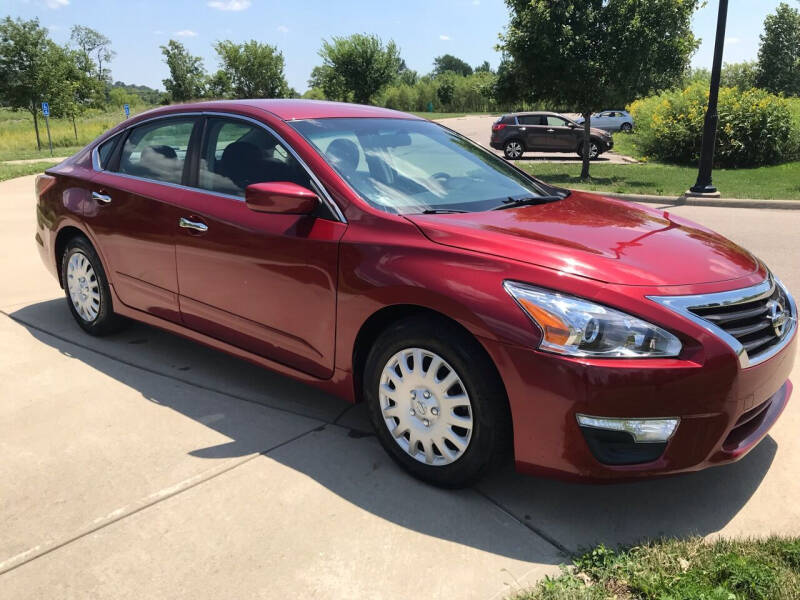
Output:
[
  {"xmin": 500, "ymin": 115, "xmax": 516, "ymax": 125},
  {"xmin": 197, "ymin": 117, "xmax": 310, "ymax": 197},
  {"xmin": 116, "ymin": 118, "xmax": 196, "ymax": 185},
  {"xmin": 518, "ymin": 115, "xmax": 544, "ymax": 125}
]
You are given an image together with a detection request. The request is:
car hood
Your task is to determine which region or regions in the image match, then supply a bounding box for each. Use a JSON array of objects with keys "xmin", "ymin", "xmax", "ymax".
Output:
[{"xmin": 405, "ymin": 191, "xmax": 759, "ymax": 286}]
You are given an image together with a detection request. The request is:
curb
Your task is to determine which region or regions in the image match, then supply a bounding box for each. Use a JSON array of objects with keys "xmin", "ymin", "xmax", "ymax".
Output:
[{"xmin": 588, "ymin": 191, "xmax": 800, "ymax": 210}]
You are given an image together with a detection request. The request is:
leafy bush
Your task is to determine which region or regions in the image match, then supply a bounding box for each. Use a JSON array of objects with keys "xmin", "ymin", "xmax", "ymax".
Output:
[{"xmin": 628, "ymin": 83, "xmax": 800, "ymax": 167}]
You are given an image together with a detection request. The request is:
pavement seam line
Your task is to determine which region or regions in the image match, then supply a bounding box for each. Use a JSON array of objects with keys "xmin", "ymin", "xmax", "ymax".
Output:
[
  {"xmin": 0, "ymin": 310, "xmax": 341, "ymax": 423},
  {"xmin": 473, "ymin": 488, "xmax": 573, "ymax": 556},
  {"xmin": 0, "ymin": 425, "xmax": 322, "ymax": 577}
]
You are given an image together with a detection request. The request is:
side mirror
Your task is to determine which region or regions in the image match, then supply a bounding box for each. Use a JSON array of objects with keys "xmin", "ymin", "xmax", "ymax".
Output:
[{"xmin": 245, "ymin": 182, "xmax": 318, "ymax": 215}]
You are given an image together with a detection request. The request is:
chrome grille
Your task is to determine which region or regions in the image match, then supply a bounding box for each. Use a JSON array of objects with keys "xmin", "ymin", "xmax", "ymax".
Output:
[
  {"xmin": 689, "ymin": 284, "xmax": 791, "ymax": 357},
  {"xmin": 649, "ymin": 276, "xmax": 797, "ymax": 368}
]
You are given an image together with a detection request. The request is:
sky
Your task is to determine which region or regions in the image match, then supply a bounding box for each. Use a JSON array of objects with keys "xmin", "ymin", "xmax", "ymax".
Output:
[{"xmin": 4, "ymin": 0, "xmax": 791, "ymax": 93}]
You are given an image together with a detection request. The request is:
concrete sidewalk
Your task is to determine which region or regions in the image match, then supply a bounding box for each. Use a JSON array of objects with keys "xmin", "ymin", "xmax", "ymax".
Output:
[{"xmin": 1, "ymin": 174, "xmax": 799, "ymax": 599}]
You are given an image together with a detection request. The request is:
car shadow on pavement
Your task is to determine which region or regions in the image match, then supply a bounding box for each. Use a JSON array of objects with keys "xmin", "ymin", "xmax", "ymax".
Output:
[{"xmin": 10, "ymin": 298, "xmax": 778, "ymax": 558}]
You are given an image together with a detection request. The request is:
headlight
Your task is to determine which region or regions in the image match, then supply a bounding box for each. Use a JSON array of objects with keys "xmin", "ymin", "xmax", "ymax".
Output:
[{"xmin": 504, "ymin": 282, "xmax": 682, "ymax": 358}]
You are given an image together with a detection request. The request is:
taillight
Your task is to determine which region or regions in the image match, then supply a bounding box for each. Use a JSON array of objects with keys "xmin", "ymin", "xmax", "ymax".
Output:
[
  {"xmin": 492, "ymin": 123, "xmax": 507, "ymax": 132},
  {"xmin": 35, "ymin": 174, "xmax": 56, "ymax": 198}
]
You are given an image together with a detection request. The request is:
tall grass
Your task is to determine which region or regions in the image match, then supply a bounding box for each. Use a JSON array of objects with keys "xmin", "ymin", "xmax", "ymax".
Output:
[{"xmin": 0, "ymin": 105, "xmax": 153, "ymax": 159}]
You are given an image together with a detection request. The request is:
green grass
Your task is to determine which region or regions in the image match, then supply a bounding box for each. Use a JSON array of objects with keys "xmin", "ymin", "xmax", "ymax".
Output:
[
  {"xmin": 522, "ymin": 160, "xmax": 800, "ymax": 200},
  {"xmin": 0, "ymin": 105, "xmax": 153, "ymax": 161},
  {"xmin": 0, "ymin": 162, "xmax": 54, "ymax": 182},
  {"xmin": 512, "ymin": 537, "xmax": 800, "ymax": 600}
]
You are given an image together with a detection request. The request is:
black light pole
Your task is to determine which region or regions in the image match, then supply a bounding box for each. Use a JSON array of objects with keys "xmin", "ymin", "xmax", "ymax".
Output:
[{"xmin": 689, "ymin": 0, "xmax": 729, "ymax": 196}]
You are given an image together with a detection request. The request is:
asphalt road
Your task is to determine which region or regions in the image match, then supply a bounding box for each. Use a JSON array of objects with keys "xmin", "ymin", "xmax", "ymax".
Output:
[
  {"xmin": 434, "ymin": 114, "xmax": 638, "ymax": 164},
  {"xmin": 1, "ymin": 174, "xmax": 798, "ymax": 599}
]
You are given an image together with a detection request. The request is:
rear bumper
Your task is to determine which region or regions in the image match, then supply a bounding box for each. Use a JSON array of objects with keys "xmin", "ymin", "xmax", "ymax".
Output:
[
  {"xmin": 481, "ymin": 329, "xmax": 796, "ymax": 482},
  {"xmin": 490, "ymin": 140, "xmax": 503, "ymax": 150}
]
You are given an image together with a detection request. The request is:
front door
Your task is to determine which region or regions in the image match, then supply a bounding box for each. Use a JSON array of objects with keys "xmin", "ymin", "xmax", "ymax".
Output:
[
  {"xmin": 174, "ymin": 116, "xmax": 345, "ymax": 378},
  {"xmin": 541, "ymin": 115, "xmax": 578, "ymax": 151},
  {"xmin": 86, "ymin": 116, "xmax": 199, "ymax": 322}
]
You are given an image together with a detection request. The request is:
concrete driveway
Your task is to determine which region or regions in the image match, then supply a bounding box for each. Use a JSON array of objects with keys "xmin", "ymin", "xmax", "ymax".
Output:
[
  {"xmin": 1, "ymin": 174, "xmax": 799, "ymax": 599},
  {"xmin": 435, "ymin": 114, "xmax": 638, "ymax": 164}
]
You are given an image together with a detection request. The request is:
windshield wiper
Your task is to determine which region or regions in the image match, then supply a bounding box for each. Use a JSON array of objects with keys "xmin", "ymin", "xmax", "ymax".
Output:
[
  {"xmin": 491, "ymin": 195, "xmax": 566, "ymax": 211},
  {"xmin": 420, "ymin": 208, "xmax": 469, "ymax": 214}
]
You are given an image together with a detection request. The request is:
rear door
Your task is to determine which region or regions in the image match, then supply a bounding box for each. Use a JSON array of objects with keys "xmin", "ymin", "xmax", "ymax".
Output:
[
  {"xmin": 516, "ymin": 114, "xmax": 546, "ymax": 149},
  {"xmin": 174, "ymin": 115, "xmax": 345, "ymax": 378},
  {"xmin": 87, "ymin": 116, "xmax": 199, "ymax": 322}
]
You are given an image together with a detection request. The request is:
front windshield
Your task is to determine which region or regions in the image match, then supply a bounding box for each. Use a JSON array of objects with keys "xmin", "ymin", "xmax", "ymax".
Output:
[{"xmin": 290, "ymin": 118, "xmax": 554, "ymax": 214}]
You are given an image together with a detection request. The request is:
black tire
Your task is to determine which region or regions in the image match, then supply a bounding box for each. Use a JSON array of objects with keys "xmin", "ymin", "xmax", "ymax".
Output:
[
  {"xmin": 503, "ymin": 139, "xmax": 525, "ymax": 160},
  {"xmin": 61, "ymin": 236, "xmax": 126, "ymax": 336},
  {"xmin": 620, "ymin": 122, "xmax": 633, "ymax": 132},
  {"xmin": 363, "ymin": 315, "xmax": 512, "ymax": 488},
  {"xmin": 577, "ymin": 141, "xmax": 601, "ymax": 160}
]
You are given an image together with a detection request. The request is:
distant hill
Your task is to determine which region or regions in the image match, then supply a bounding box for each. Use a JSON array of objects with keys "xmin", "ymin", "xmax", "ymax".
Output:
[{"xmin": 111, "ymin": 81, "xmax": 165, "ymax": 105}]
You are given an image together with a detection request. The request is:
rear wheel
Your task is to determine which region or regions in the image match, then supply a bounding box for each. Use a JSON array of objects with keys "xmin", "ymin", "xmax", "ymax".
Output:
[
  {"xmin": 620, "ymin": 122, "xmax": 633, "ymax": 132},
  {"xmin": 503, "ymin": 139, "xmax": 524, "ymax": 160},
  {"xmin": 364, "ymin": 316, "xmax": 511, "ymax": 488},
  {"xmin": 61, "ymin": 236, "xmax": 126, "ymax": 336}
]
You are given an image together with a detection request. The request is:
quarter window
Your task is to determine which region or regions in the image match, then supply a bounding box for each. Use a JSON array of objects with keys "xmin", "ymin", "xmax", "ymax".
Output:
[
  {"xmin": 96, "ymin": 135, "xmax": 119, "ymax": 169},
  {"xmin": 198, "ymin": 118, "xmax": 310, "ymax": 197},
  {"xmin": 117, "ymin": 118, "xmax": 196, "ymax": 185}
]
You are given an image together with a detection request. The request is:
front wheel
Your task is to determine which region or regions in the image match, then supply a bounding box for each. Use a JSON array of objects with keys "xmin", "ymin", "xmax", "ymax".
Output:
[
  {"xmin": 577, "ymin": 141, "xmax": 600, "ymax": 160},
  {"xmin": 364, "ymin": 316, "xmax": 511, "ymax": 488},
  {"xmin": 61, "ymin": 236, "xmax": 126, "ymax": 336},
  {"xmin": 503, "ymin": 140, "xmax": 524, "ymax": 160}
]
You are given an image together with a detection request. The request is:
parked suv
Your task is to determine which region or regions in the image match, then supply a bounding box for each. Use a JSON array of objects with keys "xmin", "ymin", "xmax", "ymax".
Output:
[{"xmin": 490, "ymin": 111, "xmax": 613, "ymax": 160}]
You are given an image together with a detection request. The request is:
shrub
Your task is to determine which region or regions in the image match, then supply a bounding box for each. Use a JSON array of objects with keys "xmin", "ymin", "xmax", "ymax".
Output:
[{"xmin": 628, "ymin": 83, "xmax": 800, "ymax": 167}]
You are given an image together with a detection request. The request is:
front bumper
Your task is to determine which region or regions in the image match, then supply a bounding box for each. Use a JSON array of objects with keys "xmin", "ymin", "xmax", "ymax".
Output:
[{"xmin": 481, "ymin": 328, "xmax": 796, "ymax": 481}]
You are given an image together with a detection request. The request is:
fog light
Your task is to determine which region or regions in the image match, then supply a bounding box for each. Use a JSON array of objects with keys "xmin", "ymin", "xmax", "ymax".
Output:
[{"xmin": 576, "ymin": 415, "xmax": 679, "ymax": 443}]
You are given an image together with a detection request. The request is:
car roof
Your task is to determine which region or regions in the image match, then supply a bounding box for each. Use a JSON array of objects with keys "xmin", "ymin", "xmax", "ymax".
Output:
[
  {"xmin": 506, "ymin": 111, "xmax": 566, "ymax": 117},
  {"xmin": 129, "ymin": 99, "xmax": 423, "ymax": 122}
]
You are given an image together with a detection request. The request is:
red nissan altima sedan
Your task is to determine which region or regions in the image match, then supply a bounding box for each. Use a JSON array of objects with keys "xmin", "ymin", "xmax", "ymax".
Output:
[{"xmin": 35, "ymin": 100, "xmax": 797, "ymax": 487}]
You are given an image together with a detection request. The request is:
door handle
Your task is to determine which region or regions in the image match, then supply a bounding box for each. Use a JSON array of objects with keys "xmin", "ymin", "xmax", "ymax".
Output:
[
  {"xmin": 519, "ymin": 127, "xmax": 527, "ymax": 131},
  {"xmin": 179, "ymin": 217, "xmax": 208, "ymax": 233},
  {"xmin": 546, "ymin": 128, "xmax": 556, "ymax": 133},
  {"xmin": 92, "ymin": 191, "xmax": 112, "ymax": 204}
]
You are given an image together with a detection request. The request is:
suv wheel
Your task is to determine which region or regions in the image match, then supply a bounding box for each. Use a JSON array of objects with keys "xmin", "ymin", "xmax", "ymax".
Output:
[
  {"xmin": 364, "ymin": 316, "xmax": 511, "ymax": 488},
  {"xmin": 503, "ymin": 140, "xmax": 524, "ymax": 160},
  {"xmin": 577, "ymin": 141, "xmax": 600, "ymax": 160}
]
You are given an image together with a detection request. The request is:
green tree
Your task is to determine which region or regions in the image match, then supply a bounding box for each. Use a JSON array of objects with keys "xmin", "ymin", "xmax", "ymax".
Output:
[
  {"xmin": 309, "ymin": 65, "xmax": 349, "ymax": 101},
  {"xmin": 214, "ymin": 40, "xmax": 289, "ymax": 98},
  {"xmin": 206, "ymin": 69, "xmax": 232, "ymax": 99},
  {"xmin": 474, "ymin": 60, "xmax": 492, "ymax": 73},
  {"xmin": 0, "ymin": 17, "xmax": 82, "ymax": 150},
  {"xmin": 316, "ymin": 34, "xmax": 402, "ymax": 104},
  {"xmin": 436, "ymin": 74, "xmax": 456, "ymax": 107},
  {"xmin": 756, "ymin": 2, "xmax": 800, "ymax": 96},
  {"xmin": 433, "ymin": 54, "xmax": 473, "ymax": 77},
  {"xmin": 721, "ymin": 61, "xmax": 759, "ymax": 91},
  {"xmin": 69, "ymin": 25, "xmax": 114, "ymax": 82},
  {"xmin": 160, "ymin": 39, "xmax": 206, "ymax": 102},
  {"xmin": 499, "ymin": 0, "xmax": 699, "ymax": 178}
]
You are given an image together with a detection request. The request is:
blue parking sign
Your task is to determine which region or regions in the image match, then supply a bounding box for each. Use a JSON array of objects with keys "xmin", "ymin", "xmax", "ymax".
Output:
[
  {"xmin": 41, "ymin": 102, "xmax": 50, "ymax": 117},
  {"xmin": 123, "ymin": 104, "xmax": 130, "ymax": 117}
]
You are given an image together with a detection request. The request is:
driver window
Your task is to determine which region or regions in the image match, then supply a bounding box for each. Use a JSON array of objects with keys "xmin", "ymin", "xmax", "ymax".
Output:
[{"xmin": 198, "ymin": 118, "xmax": 310, "ymax": 197}]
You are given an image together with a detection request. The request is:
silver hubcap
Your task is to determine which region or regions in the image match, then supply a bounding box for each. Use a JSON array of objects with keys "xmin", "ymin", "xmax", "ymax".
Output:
[
  {"xmin": 379, "ymin": 348, "xmax": 473, "ymax": 466},
  {"xmin": 589, "ymin": 144, "xmax": 599, "ymax": 158},
  {"xmin": 67, "ymin": 251, "xmax": 101, "ymax": 322},
  {"xmin": 506, "ymin": 142, "xmax": 522, "ymax": 158}
]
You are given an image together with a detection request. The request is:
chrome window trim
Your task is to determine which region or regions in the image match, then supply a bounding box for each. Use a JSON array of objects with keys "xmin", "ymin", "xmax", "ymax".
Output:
[
  {"xmin": 648, "ymin": 275, "xmax": 797, "ymax": 368},
  {"xmin": 90, "ymin": 110, "xmax": 346, "ymax": 223}
]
